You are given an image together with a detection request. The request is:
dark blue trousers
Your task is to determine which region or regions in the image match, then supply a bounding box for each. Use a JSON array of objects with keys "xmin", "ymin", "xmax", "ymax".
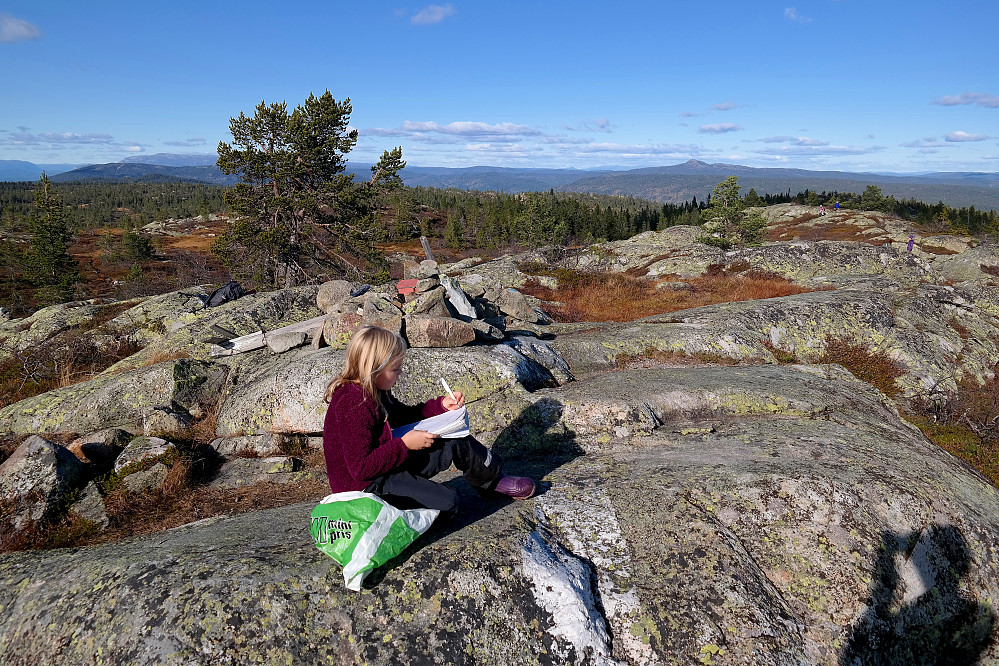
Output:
[{"xmin": 364, "ymin": 436, "xmax": 502, "ymax": 513}]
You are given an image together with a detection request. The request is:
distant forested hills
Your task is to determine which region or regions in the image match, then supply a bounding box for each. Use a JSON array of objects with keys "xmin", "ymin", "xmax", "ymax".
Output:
[
  {"xmin": 3, "ymin": 156, "xmax": 997, "ymax": 211},
  {"xmin": 49, "ymin": 163, "xmax": 240, "ymax": 186}
]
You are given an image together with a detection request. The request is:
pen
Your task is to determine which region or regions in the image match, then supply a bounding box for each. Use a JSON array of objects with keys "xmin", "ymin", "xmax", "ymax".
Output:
[{"xmin": 441, "ymin": 377, "xmax": 456, "ymax": 401}]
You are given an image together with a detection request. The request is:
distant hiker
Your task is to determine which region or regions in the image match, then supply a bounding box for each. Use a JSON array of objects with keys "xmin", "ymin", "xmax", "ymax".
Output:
[
  {"xmin": 907, "ymin": 235, "xmax": 915, "ymax": 252},
  {"xmin": 322, "ymin": 326, "xmax": 536, "ymax": 516},
  {"xmin": 819, "ymin": 205, "xmax": 825, "ymax": 216},
  {"xmin": 834, "ymin": 201, "xmax": 841, "ymax": 212}
]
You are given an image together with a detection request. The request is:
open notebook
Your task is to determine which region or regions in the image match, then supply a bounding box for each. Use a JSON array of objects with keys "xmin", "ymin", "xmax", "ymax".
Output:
[{"xmin": 391, "ymin": 407, "xmax": 470, "ymax": 439}]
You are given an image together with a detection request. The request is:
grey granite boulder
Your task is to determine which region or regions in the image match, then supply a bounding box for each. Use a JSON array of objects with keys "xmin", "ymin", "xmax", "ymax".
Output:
[
  {"xmin": 402, "ymin": 286, "xmax": 452, "ymax": 318},
  {"xmin": 67, "ymin": 481, "xmax": 109, "ymax": 528},
  {"xmin": 66, "ymin": 427, "xmax": 132, "ymax": 472},
  {"xmin": 497, "ymin": 287, "xmax": 540, "ymax": 323},
  {"xmin": 0, "ymin": 435, "xmax": 84, "ymax": 531},
  {"xmin": 114, "ymin": 436, "xmax": 177, "ymax": 473},
  {"xmin": 316, "ymin": 280, "xmax": 356, "ymax": 314},
  {"xmin": 404, "ymin": 315, "xmax": 476, "ymax": 348},
  {"xmin": 122, "ymin": 463, "xmax": 170, "ymax": 494},
  {"xmin": 265, "ymin": 330, "xmax": 308, "ymax": 354},
  {"xmin": 209, "ymin": 456, "xmax": 305, "ymax": 488}
]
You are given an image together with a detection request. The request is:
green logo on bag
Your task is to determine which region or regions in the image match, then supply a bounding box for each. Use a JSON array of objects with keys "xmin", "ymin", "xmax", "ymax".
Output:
[{"xmin": 311, "ymin": 516, "xmax": 354, "ymax": 544}]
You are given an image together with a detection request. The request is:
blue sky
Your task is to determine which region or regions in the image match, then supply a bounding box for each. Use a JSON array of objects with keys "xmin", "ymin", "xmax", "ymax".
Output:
[{"xmin": 1, "ymin": 1, "xmax": 996, "ymax": 173}]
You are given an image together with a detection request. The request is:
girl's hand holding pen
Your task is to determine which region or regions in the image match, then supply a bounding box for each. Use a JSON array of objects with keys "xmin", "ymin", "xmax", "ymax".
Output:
[{"xmin": 442, "ymin": 391, "xmax": 464, "ymax": 410}]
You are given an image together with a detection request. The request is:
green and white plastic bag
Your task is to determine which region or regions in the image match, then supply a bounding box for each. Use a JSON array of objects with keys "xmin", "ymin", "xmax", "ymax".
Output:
[{"xmin": 310, "ymin": 491, "xmax": 439, "ymax": 591}]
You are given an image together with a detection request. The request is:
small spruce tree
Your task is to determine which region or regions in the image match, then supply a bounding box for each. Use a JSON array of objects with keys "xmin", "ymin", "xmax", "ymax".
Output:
[
  {"xmin": 698, "ymin": 176, "xmax": 768, "ymax": 249},
  {"xmin": 27, "ymin": 174, "xmax": 79, "ymax": 304}
]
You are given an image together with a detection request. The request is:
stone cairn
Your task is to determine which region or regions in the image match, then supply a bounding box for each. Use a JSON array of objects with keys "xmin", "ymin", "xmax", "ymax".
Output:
[{"xmin": 317, "ymin": 259, "xmax": 548, "ymax": 349}]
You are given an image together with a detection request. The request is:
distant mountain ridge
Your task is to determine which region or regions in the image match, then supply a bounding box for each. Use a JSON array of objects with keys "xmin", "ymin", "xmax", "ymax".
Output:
[
  {"xmin": 120, "ymin": 153, "xmax": 220, "ymax": 167},
  {"xmin": 4, "ymin": 155, "xmax": 997, "ymax": 211},
  {"xmin": 48, "ymin": 162, "xmax": 240, "ymax": 186},
  {"xmin": 0, "ymin": 160, "xmax": 86, "ymax": 181}
]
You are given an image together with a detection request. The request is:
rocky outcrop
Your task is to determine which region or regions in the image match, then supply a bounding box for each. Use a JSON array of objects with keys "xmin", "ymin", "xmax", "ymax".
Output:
[
  {"xmin": 212, "ymin": 343, "xmax": 562, "ymax": 440},
  {"xmin": 545, "ymin": 282, "xmax": 999, "ymax": 401},
  {"xmin": 0, "ymin": 358, "xmax": 228, "ymax": 436},
  {"xmin": 2, "ymin": 207, "xmax": 999, "ymax": 664},
  {"xmin": 2, "ymin": 364, "xmax": 998, "ymax": 664}
]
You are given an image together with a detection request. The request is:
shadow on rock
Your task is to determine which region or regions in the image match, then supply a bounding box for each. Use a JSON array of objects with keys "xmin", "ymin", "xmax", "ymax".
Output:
[
  {"xmin": 840, "ymin": 524, "xmax": 994, "ymax": 666},
  {"xmin": 364, "ymin": 397, "xmax": 582, "ymax": 587}
]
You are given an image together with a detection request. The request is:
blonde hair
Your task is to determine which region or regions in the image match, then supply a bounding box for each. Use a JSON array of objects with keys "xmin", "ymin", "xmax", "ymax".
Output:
[{"xmin": 324, "ymin": 325, "xmax": 408, "ymax": 408}]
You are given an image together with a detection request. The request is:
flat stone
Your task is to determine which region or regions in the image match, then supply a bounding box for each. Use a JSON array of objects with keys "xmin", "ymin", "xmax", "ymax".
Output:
[
  {"xmin": 122, "ymin": 463, "xmax": 169, "ymax": 493},
  {"xmin": 266, "ymin": 331, "xmax": 308, "ymax": 354},
  {"xmin": 115, "ymin": 436, "xmax": 176, "ymax": 473}
]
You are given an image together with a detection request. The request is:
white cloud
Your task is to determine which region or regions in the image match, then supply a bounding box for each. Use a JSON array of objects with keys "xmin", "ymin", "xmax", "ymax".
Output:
[
  {"xmin": 368, "ymin": 120, "xmax": 541, "ymax": 143},
  {"xmin": 932, "ymin": 92, "xmax": 999, "ymax": 109},
  {"xmin": 125, "ymin": 145, "xmax": 143, "ymax": 152},
  {"xmin": 762, "ymin": 135, "xmax": 828, "ymax": 146},
  {"xmin": 713, "ymin": 102, "xmax": 738, "ymax": 111},
  {"xmin": 411, "ymin": 4, "xmax": 455, "ymax": 26},
  {"xmin": 945, "ymin": 131, "xmax": 989, "ymax": 142},
  {"xmin": 0, "ymin": 14, "xmax": 40, "ymax": 42},
  {"xmin": 784, "ymin": 7, "xmax": 811, "ymax": 23},
  {"xmin": 699, "ymin": 123, "xmax": 743, "ymax": 134}
]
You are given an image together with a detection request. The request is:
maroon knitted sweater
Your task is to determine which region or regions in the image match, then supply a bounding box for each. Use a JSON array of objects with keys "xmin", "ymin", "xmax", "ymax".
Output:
[{"xmin": 323, "ymin": 382, "xmax": 446, "ymax": 493}]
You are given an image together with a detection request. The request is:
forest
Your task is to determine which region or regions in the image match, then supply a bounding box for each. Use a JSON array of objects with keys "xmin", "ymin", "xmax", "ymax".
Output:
[{"xmin": 0, "ymin": 176, "xmax": 997, "ymax": 317}]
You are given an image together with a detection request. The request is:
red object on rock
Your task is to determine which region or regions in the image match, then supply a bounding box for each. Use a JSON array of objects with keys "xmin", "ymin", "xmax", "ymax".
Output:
[{"xmin": 397, "ymin": 279, "xmax": 418, "ymax": 295}]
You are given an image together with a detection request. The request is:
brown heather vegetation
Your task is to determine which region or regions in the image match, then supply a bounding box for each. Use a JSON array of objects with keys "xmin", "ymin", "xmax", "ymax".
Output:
[
  {"xmin": 768, "ymin": 211, "xmax": 887, "ymax": 245},
  {"xmin": 518, "ymin": 265, "xmax": 824, "ymax": 323}
]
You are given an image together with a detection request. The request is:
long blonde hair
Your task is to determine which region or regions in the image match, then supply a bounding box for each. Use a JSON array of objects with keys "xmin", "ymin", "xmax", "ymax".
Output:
[{"xmin": 324, "ymin": 325, "xmax": 407, "ymax": 409}]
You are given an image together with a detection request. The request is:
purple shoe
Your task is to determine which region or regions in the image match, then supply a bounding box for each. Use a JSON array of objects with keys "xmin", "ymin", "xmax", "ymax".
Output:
[{"xmin": 493, "ymin": 475, "xmax": 536, "ymax": 500}]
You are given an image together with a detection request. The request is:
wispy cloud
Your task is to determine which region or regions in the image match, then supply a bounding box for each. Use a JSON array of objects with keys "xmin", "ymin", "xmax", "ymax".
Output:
[
  {"xmin": 411, "ymin": 4, "xmax": 456, "ymax": 26},
  {"xmin": 753, "ymin": 144, "xmax": 883, "ymax": 156},
  {"xmin": 784, "ymin": 7, "xmax": 811, "ymax": 23},
  {"xmin": 901, "ymin": 137, "xmax": 952, "ymax": 149},
  {"xmin": 565, "ymin": 118, "xmax": 613, "ymax": 133},
  {"xmin": 2, "ymin": 130, "xmax": 115, "ymax": 145},
  {"xmin": 0, "ymin": 14, "xmax": 41, "ymax": 42},
  {"xmin": 367, "ymin": 120, "xmax": 541, "ymax": 144},
  {"xmin": 945, "ymin": 131, "xmax": 989, "ymax": 142},
  {"xmin": 761, "ymin": 136, "xmax": 829, "ymax": 146},
  {"xmin": 932, "ymin": 92, "xmax": 999, "ymax": 109},
  {"xmin": 164, "ymin": 137, "xmax": 208, "ymax": 147},
  {"xmin": 713, "ymin": 102, "xmax": 739, "ymax": 111},
  {"xmin": 699, "ymin": 123, "xmax": 743, "ymax": 134}
]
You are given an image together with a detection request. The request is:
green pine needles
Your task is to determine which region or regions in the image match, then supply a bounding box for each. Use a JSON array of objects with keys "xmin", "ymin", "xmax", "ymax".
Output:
[
  {"xmin": 698, "ymin": 175, "xmax": 768, "ymax": 249},
  {"xmin": 27, "ymin": 174, "xmax": 80, "ymax": 305},
  {"xmin": 213, "ymin": 91, "xmax": 406, "ymax": 288}
]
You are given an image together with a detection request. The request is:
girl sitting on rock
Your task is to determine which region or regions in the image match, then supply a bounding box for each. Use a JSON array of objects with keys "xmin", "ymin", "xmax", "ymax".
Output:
[{"xmin": 322, "ymin": 325, "xmax": 535, "ymax": 513}]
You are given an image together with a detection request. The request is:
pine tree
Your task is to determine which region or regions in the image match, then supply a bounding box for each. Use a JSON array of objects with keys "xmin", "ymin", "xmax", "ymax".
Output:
[
  {"xmin": 214, "ymin": 91, "xmax": 404, "ymax": 288},
  {"xmin": 27, "ymin": 174, "xmax": 79, "ymax": 305},
  {"xmin": 698, "ymin": 176, "xmax": 767, "ymax": 249}
]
